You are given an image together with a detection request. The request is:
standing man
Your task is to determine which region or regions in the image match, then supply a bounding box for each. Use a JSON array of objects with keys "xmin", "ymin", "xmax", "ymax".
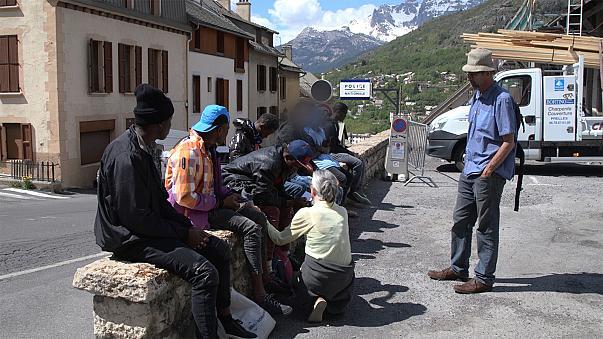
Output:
[
  {"xmin": 229, "ymin": 113, "xmax": 279, "ymax": 161},
  {"xmin": 427, "ymin": 49, "xmax": 517, "ymax": 294},
  {"xmin": 95, "ymin": 85, "xmax": 254, "ymax": 338},
  {"xmin": 165, "ymin": 105, "xmax": 292, "ymax": 316}
]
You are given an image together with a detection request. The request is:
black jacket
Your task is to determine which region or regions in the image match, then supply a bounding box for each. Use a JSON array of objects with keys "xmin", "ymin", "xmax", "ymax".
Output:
[
  {"xmin": 229, "ymin": 118, "xmax": 260, "ymax": 161},
  {"xmin": 222, "ymin": 145, "xmax": 292, "ymax": 208},
  {"xmin": 323, "ymin": 118, "xmax": 351, "ymax": 155},
  {"xmin": 94, "ymin": 126, "xmax": 191, "ymax": 252}
]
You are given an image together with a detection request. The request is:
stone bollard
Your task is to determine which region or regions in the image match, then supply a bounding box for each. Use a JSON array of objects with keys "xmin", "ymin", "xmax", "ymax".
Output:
[{"xmin": 73, "ymin": 230, "xmax": 249, "ymax": 339}]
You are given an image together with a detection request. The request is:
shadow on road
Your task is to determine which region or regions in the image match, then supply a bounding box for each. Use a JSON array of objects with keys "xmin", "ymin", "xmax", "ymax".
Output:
[{"xmin": 494, "ymin": 272, "xmax": 603, "ymax": 294}]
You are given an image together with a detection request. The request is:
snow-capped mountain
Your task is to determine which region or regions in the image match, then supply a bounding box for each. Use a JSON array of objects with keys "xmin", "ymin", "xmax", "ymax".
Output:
[
  {"xmin": 349, "ymin": 0, "xmax": 484, "ymax": 42},
  {"xmin": 282, "ymin": 27, "xmax": 383, "ymax": 74},
  {"xmin": 282, "ymin": 0, "xmax": 484, "ymax": 73}
]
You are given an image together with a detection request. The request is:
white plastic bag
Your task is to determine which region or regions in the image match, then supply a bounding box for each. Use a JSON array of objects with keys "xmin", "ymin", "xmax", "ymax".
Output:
[{"xmin": 218, "ymin": 288, "xmax": 276, "ymax": 339}]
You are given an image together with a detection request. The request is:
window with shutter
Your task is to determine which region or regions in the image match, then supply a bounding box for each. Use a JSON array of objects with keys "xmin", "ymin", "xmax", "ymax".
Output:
[
  {"xmin": 0, "ymin": 0, "xmax": 17, "ymax": 7},
  {"xmin": 148, "ymin": 48, "xmax": 157, "ymax": 88},
  {"xmin": 161, "ymin": 50, "xmax": 168, "ymax": 93},
  {"xmin": 0, "ymin": 35, "xmax": 19, "ymax": 93},
  {"xmin": 257, "ymin": 65, "xmax": 266, "ymax": 92},
  {"xmin": 207, "ymin": 77, "xmax": 212, "ymax": 92},
  {"xmin": 88, "ymin": 39, "xmax": 101, "ymax": 93},
  {"xmin": 104, "ymin": 42, "xmax": 113, "ymax": 93},
  {"xmin": 217, "ymin": 31, "xmax": 225, "ymax": 54},
  {"xmin": 236, "ymin": 80, "xmax": 243, "ymax": 112},
  {"xmin": 269, "ymin": 67, "xmax": 277, "ymax": 92},
  {"xmin": 135, "ymin": 46, "xmax": 142, "ymax": 87},
  {"xmin": 235, "ymin": 38, "xmax": 245, "ymax": 72},
  {"xmin": 193, "ymin": 75, "xmax": 201, "ymax": 113},
  {"xmin": 119, "ymin": 43, "xmax": 136, "ymax": 93},
  {"xmin": 280, "ymin": 77, "xmax": 286, "ymax": 100}
]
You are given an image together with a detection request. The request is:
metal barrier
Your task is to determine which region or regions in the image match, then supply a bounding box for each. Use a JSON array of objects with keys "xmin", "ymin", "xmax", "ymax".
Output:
[
  {"xmin": 0, "ymin": 160, "xmax": 58, "ymax": 182},
  {"xmin": 404, "ymin": 121, "xmax": 437, "ymax": 187}
]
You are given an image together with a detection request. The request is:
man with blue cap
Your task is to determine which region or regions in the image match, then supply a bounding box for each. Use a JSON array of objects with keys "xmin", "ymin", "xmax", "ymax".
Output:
[
  {"xmin": 95, "ymin": 85, "xmax": 250, "ymax": 339},
  {"xmin": 165, "ymin": 105, "xmax": 293, "ymax": 318}
]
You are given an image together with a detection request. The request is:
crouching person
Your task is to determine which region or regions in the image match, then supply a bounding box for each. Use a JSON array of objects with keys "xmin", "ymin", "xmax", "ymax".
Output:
[
  {"xmin": 164, "ymin": 105, "xmax": 292, "ymax": 317},
  {"xmin": 266, "ymin": 170, "xmax": 355, "ymax": 322},
  {"xmin": 95, "ymin": 85, "xmax": 254, "ymax": 338}
]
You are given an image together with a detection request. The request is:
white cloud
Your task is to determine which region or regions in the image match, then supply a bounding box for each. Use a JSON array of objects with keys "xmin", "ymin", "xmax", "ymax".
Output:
[
  {"xmin": 264, "ymin": 0, "xmax": 377, "ymax": 43},
  {"xmin": 251, "ymin": 15, "xmax": 275, "ymax": 30}
]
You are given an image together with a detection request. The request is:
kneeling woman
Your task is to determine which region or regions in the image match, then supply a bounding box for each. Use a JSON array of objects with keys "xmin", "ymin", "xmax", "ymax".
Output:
[{"xmin": 266, "ymin": 170, "xmax": 354, "ymax": 322}]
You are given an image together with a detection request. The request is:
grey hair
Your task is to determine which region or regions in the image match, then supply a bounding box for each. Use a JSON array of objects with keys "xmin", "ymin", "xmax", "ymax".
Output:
[{"xmin": 311, "ymin": 170, "xmax": 339, "ymax": 203}]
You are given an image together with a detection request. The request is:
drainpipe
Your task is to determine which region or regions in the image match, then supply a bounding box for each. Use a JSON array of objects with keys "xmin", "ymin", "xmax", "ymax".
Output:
[{"xmin": 185, "ymin": 24, "xmax": 199, "ymax": 129}]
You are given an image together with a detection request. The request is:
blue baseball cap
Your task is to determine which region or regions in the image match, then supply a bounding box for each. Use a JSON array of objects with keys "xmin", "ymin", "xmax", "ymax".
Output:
[
  {"xmin": 192, "ymin": 105, "xmax": 230, "ymax": 133},
  {"xmin": 287, "ymin": 139, "xmax": 315, "ymax": 172}
]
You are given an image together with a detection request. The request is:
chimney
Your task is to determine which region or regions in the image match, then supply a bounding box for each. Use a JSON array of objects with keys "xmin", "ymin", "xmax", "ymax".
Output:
[
  {"xmin": 236, "ymin": 0, "xmax": 251, "ymax": 21},
  {"xmin": 282, "ymin": 45, "xmax": 292, "ymax": 61},
  {"xmin": 217, "ymin": 0, "xmax": 230, "ymax": 10}
]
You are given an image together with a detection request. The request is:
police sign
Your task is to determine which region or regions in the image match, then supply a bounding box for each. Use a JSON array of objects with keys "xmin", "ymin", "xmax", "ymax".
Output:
[{"xmin": 339, "ymin": 79, "xmax": 372, "ymax": 100}]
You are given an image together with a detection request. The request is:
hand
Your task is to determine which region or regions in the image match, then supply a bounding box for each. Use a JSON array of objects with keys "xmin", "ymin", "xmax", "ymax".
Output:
[
  {"xmin": 187, "ymin": 228, "xmax": 210, "ymax": 250},
  {"xmin": 223, "ymin": 194, "xmax": 240, "ymax": 210},
  {"xmin": 481, "ymin": 166, "xmax": 494, "ymax": 178}
]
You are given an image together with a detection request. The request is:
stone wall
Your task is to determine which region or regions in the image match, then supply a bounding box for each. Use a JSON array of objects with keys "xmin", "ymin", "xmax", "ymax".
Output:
[{"xmin": 72, "ymin": 130, "xmax": 389, "ymax": 338}]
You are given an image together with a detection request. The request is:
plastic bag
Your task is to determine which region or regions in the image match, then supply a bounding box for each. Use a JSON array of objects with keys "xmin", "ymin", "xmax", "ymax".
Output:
[{"xmin": 218, "ymin": 288, "xmax": 276, "ymax": 339}]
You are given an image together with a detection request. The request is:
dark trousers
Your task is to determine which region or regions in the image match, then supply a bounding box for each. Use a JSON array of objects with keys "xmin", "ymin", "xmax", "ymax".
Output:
[
  {"xmin": 331, "ymin": 153, "xmax": 365, "ymax": 193},
  {"xmin": 114, "ymin": 236, "xmax": 231, "ymax": 339},
  {"xmin": 209, "ymin": 206, "xmax": 267, "ymax": 274},
  {"xmin": 451, "ymin": 174, "xmax": 506, "ymax": 286},
  {"xmin": 259, "ymin": 205, "xmax": 293, "ymax": 261}
]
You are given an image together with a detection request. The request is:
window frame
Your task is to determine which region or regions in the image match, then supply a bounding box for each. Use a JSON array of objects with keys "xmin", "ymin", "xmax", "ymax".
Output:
[{"xmin": 257, "ymin": 65, "xmax": 266, "ymax": 92}]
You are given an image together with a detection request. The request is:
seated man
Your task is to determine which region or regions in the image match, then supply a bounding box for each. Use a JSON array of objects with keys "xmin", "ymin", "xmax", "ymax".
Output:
[
  {"xmin": 222, "ymin": 140, "xmax": 313, "ymax": 277},
  {"xmin": 324, "ymin": 102, "xmax": 371, "ymax": 205},
  {"xmin": 164, "ymin": 105, "xmax": 292, "ymax": 316},
  {"xmin": 266, "ymin": 170, "xmax": 355, "ymax": 322},
  {"xmin": 95, "ymin": 85, "xmax": 254, "ymax": 339},
  {"xmin": 229, "ymin": 112, "xmax": 279, "ymax": 161}
]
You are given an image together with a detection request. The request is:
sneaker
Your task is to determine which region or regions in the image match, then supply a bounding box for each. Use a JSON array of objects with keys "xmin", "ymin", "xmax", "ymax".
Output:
[
  {"xmin": 220, "ymin": 316, "xmax": 257, "ymax": 339},
  {"xmin": 307, "ymin": 297, "xmax": 327, "ymax": 322},
  {"xmin": 259, "ymin": 293, "xmax": 293, "ymax": 316},
  {"xmin": 350, "ymin": 191, "xmax": 372, "ymax": 205}
]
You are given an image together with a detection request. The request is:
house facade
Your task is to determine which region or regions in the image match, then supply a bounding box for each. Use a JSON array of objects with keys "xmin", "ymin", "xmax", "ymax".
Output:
[
  {"xmin": 278, "ymin": 45, "xmax": 304, "ymax": 119},
  {"xmin": 0, "ymin": 0, "xmax": 190, "ymax": 187}
]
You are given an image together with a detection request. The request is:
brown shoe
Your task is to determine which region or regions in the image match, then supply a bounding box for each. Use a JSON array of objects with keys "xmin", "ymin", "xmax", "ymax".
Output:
[
  {"xmin": 427, "ymin": 267, "xmax": 468, "ymax": 281},
  {"xmin": 453, "ymin": 278, "xmax": 493, "ymax": 294}
]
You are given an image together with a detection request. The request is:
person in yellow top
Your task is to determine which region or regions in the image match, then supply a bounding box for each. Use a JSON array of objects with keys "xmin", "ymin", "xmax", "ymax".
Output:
[{"xmin": 266, "ymin": 170, "xmax": 355, "ymax": 323}]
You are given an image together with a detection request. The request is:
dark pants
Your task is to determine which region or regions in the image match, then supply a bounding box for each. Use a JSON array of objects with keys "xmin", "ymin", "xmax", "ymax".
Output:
[
  {"xmin": 114, "ymin": 236, "xmax": 231, "ymax": 339},
  {"xmin": 259, "ymin": 205, "xmax": 293, "ymax": 261},
  {"xmin": 451, "ymin": 174, "xmax": 506, "ymax": 286},
  {"xmin": 331, "ymin": 153, "xmax": 365, "ymax": 194},
  {"xmin": 209, "ymin": 206, "xmax": 267, "ymax": 274}
]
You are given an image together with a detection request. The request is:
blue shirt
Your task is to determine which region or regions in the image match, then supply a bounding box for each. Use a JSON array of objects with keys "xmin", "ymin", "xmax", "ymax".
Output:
[{"xmin": 463, "ymin": 83, "xmax": 517, "ymax": 180}]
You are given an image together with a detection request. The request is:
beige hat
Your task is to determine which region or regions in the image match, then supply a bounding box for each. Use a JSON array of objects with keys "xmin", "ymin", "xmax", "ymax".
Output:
[{"xmin": 462, "ymin": 48, "xmax": 496, "ymax": 72}]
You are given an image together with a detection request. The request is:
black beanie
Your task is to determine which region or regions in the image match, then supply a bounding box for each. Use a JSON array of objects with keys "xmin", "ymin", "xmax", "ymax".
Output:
[{"xmin": 133, "ymin": 84, "xmax": 174, "ymax": 126}]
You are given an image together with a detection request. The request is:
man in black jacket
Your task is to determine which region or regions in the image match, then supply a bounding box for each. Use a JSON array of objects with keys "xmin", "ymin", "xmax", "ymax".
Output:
[
  {"xmin": 222, "ymin": 140, "xmax": 312, "ymax": 269},
  {"xmin": 94, "ymin": 84, "xmax": 255, "ymax": 339},
  {"xmin": 228, "ymin": 113, "xmax": 279, "ymax": 161}
]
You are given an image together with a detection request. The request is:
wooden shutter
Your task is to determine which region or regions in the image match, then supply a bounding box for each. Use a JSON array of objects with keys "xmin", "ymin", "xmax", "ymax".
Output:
[
  {"xmin": 0, "ymin": 124, "xmax": 4, "ymax": 160},
  {"xmin": 118, "ymin": 44, "xmax": 125, "ymax": 93},
  {"xmin": 216, "ymin": 78, "xmax": 223, "ymax": 106},
  {"xmin": 135, "ymin": 46, "xmax": 142, "ymax": 87},
  {"xmin": 193, "ymin": 75, "xmax": 200, "ymax": 113},
  {"xmin": 0, "ymin": 1, "xmax": 7, "ymax": 6},
  {"xmin": 222, "ymin": 79, "xmax": 229, "ymax": 110},
  {"xmin": 89, "ymin": 39, "xmax": 100, "ymax": 93},
  {"xmin": 104, "ymin": 42, "xmax": 113, "ymax": 93},
  {"xmin": 7, "ymin": 35, "xmax": 18, "ymax": 92},
  {"xmin": 161, "ymin": 50, "xmax": 168, "ymax": 93},
  {"xmin": 236, "ymin": 79, "xmax": 243, "ymax": 111},
  {"xmin": 21, "ymin": 123, "xmax": 33, "ymax": 161},
  {"xmin": 148, "ymin": 48, "xmax": 156, "ymax": 87},
  {"xmin": 269, "ymin": 67, "xmax": 276, "ymax": 92},
  {"xmin": 3, "ymin": 0, "xmax": 17, "ymax": 5},
  {"xmin": 0, "ymin": 36, "xmax": 9, "ymax": 92}
]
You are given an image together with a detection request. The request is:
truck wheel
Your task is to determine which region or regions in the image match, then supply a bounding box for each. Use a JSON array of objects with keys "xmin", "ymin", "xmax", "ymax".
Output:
[{"xmin": 453, "ymin": 142, "xmax": 466, "ymax": 172}]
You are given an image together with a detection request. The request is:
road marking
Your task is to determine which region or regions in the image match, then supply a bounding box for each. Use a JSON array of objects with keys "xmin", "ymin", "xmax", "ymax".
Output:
[
  {"xmin": 0, "ymin": 252, "xmax": 110, "ymax": 281},
  {"xmin": 4, "ymin": 188, "xmax": 70, "ymax": 199},
  {"xmin": 528, "ymin": 176, "xmax": 540, "ymax": 184},
  {"xmin": 0, "ymin": 191, "xmax": 41, "ymax": 200}
]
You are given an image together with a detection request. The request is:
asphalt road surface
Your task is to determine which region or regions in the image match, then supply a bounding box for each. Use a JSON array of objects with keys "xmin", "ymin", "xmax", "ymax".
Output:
[{"xmin": 0, "ymin": 158, "xmax": 601, "ymax": 338}]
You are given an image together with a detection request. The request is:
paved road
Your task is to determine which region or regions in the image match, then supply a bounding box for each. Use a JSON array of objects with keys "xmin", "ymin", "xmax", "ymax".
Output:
[
  {"xmin": 0, "ymin": 188, "xmax": 100, "ymax": 338},
  {"xmin": 0, "ymin": 159, "xmax": 602, "ymax": 338}
]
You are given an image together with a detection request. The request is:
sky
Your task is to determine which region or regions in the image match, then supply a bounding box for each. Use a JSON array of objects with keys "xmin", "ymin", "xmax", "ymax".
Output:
[{"xmin": 240, "ymin": 0, "xmax": 398, "ymax": 44}]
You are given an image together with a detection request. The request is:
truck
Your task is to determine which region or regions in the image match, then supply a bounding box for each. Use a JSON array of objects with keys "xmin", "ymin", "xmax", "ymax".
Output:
[{"xmin": 427, "ymin": 56, "xmax": 603, "ymax": 171}]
